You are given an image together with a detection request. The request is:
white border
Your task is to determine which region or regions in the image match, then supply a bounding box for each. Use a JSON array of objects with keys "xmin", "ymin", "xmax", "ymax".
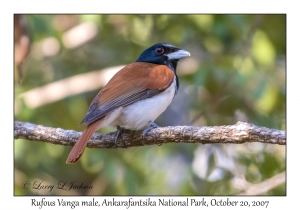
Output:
[{"xmin": 2, "ymin": 0, "xmax": 297, "ymax": 209}]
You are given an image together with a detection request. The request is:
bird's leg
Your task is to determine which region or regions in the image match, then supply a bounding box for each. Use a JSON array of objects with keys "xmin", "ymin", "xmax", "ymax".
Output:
[
  {"xmin": 115, "ymin": 125, "xmax": 124, "ymax": 148},
  {"xmin": 142, "ymin": 121, "xmax": 159, "ymax": 138}
]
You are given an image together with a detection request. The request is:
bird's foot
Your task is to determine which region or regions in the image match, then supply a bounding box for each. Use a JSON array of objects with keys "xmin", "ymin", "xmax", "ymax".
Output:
[
  {"xmin": 142, "ymin": 121, "xmax": 159, "ymax": 138},
  {"xmin": 115, "ymin": 125, "xmax": 126, "ymax": 148}
]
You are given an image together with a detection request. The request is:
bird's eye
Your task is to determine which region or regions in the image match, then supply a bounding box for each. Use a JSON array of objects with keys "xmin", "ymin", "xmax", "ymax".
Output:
[{"xmin": 155, "ymin": 47, "xmax": 164, "ymax": 55}]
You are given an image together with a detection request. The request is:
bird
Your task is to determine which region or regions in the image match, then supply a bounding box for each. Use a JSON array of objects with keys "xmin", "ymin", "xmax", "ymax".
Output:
[{"xmin": 66, "ymin": 43, "xmax": 190, "ymax": 164}]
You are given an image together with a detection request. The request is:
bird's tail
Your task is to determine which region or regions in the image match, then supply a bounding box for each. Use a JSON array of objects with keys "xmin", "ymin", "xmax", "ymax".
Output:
[{"xmin": 66, "ymin": 118, "xmax": 103, "ymax": 164}]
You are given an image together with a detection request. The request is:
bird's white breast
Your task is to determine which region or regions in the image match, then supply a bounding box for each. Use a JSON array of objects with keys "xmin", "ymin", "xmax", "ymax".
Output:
[{"xmin": 104, "ymin": 76, "xmax": 177, "ymax": 130}]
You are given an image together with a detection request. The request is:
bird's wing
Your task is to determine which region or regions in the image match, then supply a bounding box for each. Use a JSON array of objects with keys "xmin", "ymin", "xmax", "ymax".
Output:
[{"xmin": 81, "ymin": 62, "xmax": 175, "ymax": 125}]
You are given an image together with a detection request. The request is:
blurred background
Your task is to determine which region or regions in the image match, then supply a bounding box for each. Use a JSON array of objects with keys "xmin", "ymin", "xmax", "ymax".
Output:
[{"xmin": 14, "ymin": 14, "xmax": 286, "ymax": 195}]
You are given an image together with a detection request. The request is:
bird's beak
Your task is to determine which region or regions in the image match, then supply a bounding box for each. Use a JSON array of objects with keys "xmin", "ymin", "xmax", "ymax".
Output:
[{"xmin": 167, "ymin": 49, "xmax": 191, "ymax": 60}]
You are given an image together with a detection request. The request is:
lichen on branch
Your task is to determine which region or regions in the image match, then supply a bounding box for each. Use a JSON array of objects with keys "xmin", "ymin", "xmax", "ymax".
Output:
[{"xmin": 14, "ymin": 121, "xmax": 286, "ymax": 148}]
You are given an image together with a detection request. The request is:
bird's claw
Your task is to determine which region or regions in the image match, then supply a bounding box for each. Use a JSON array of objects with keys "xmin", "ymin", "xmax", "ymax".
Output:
[
  {"xmin": 142, "ymin": 121, "xmax": 158, "ymax": 138},
  {"xmin": 114, "ymin": 125, "xmax": 124, "ymax": 148}
]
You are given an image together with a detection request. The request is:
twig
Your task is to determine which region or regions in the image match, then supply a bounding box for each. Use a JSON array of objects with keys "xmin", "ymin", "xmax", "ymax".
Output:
[
  {"xmin": 14, "ymin": 121, "xmax": 286, "ymax": 148},
  {"xmin": 235, "ymin": 171, "xmax": 286, "ymax": 195},
  {"xmin": 16, "ymin": 65, "xmax": 124, "ymax": 109}
]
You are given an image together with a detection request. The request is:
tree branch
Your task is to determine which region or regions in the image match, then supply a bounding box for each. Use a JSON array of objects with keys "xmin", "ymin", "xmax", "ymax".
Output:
[
  {"xmin": 234, "ymin": 171, "xmax": 286, "ymax": 195},
  {"xmin": 14, "ymin": 121, "xmax": 286, "ymax": 148}
]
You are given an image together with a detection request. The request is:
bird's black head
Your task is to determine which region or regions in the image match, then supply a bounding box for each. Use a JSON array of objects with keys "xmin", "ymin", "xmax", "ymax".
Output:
[{"xmin": 136, "ymin": 43, "xmax": 190, "ymax": 72}]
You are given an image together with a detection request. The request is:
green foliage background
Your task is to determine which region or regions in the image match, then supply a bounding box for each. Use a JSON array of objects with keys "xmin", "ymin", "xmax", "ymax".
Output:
[{"xmin": 14, "ymin": 14, "xmax": 286, "ymax": 195}]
